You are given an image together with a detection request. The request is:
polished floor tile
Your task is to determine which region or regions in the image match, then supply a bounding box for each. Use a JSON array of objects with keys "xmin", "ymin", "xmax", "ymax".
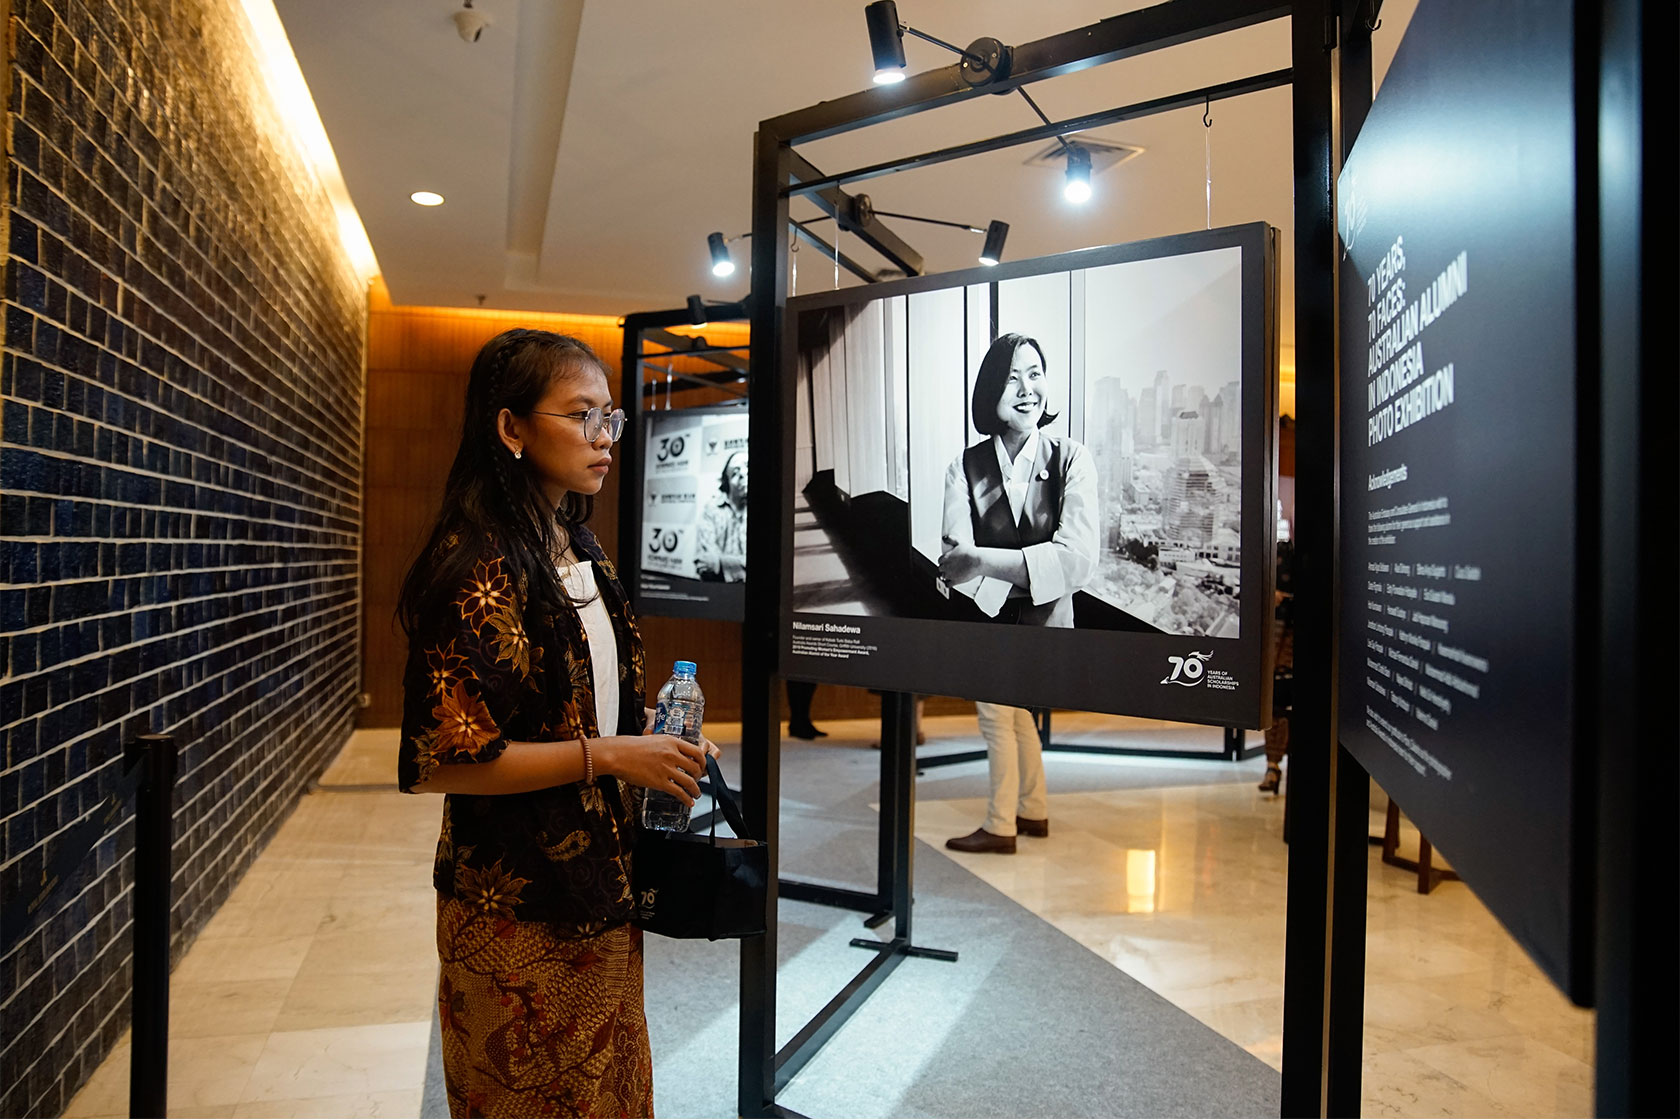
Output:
[
  {"xmin": 64, "ymin": 720, "xmax": 1594, "ymax": 1118},
  {"xmin": 909, "ymin": 712, "xmax": 1594, "ymax": 1117}
]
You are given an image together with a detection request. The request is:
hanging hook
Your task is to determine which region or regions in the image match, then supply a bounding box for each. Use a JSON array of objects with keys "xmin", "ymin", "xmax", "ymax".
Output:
[{"xmin": 1203, "ymin": 95, "xmax": 1212, "ymax": 128}]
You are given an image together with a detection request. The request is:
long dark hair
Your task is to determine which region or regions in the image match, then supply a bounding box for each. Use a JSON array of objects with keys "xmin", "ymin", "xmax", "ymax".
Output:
[
  {"xmin": 972, "ymin": 332, "xmax": 1056, "ymax": 435},
  {"xmin": 397, "ymin": 328, "xmax": 607, "ymax": 640}
]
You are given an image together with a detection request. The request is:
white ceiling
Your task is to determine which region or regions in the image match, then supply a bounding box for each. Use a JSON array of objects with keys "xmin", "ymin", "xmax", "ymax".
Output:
[{"xmin": 274, "ymin": 0, "xmax": 1418, "ymax": 346}]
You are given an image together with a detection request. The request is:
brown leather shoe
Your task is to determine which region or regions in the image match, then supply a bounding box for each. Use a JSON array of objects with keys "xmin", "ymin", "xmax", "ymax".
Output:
[
  {"xmin": 945, "ymin": 828, "xmax": 1016, "ymax": 854},
  {"xmin": 1015, "ymin": 816, "xmax": 1049, "ymax": 837}
]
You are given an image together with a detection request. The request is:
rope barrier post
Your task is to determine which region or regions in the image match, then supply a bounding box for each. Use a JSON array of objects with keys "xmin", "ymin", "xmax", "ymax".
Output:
[{"xmin": 129, "ymin": 733, "xmax": 177, "ymax": 1119}]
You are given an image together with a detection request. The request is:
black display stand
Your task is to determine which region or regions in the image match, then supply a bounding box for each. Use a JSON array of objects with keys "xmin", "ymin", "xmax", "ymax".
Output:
[
  {"xmin": 739, "ymin": 3, "xmax": 1348, "ymax": 1116},
  {"xmin": 912, "ymin": 711, "xmax": 1260, "ymax": 771},
  {"xmin": 618, "ymin": 302, "xmax": 751, "ymax": 623}
]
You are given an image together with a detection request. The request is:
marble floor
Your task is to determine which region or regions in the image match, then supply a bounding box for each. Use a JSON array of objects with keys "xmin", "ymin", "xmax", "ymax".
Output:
[{"xmin": 65, "ymin": 716, "xmax": 1593, "ymax": 1118}]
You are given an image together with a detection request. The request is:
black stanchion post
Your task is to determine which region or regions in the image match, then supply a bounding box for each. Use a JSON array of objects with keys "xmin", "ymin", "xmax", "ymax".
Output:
[{"xmin": 129, "ymin": 734, "xmax": 177, "ymax": 1119}]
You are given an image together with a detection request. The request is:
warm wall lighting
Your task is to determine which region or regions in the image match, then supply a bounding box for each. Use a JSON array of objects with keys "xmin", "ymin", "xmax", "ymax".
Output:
[
  {"xmin": 236, "ymin": 0, "xmax": 380, "ymax": 282},
  {"xmin": 410, "ymin": 191, "xmax": 445, "ymax": 206}
]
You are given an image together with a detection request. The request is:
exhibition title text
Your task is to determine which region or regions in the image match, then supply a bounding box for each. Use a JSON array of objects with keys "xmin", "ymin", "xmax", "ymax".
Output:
[{"xmin": 1363, "ymin": 236, "xmax": 1469, "ymax": 446}]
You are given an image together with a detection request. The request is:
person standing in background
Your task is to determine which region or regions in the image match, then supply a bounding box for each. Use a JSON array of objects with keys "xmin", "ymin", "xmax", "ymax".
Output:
[{"xmin": 947, "ymin": 703, "xmax": 1049, "ymax": 854}]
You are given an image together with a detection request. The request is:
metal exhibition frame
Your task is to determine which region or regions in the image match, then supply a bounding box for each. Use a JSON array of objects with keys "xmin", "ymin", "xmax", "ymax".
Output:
[
  {"xmin": 738, "ymin": 1, "xmax": 1674, "ymax": 1116},
  {"xmin": 739, "ymin": 2, "xmax": 1356, "ymax": 1116},
  {"xmin": 617, "ymin": 300, "xmax": 751, "ymax": 606}
]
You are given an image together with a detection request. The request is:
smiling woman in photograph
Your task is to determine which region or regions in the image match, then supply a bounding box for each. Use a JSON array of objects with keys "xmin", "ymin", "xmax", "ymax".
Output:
[
  {"xmin": 396, "ymin": 328, "xmax": 715, "ymax": 1118},
  {"xmin": 939, "ymin": 331, "xmax": 1099, "ymax": 854},
  {"xmin": 938, "ymin": 331, "xmax": 1098, "ymax": 627}
]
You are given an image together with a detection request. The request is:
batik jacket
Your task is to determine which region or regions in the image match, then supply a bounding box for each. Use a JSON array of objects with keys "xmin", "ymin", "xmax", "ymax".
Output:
[{"xmin": 398, "ymin": 523, "xmax": 647, "ymax": 935}]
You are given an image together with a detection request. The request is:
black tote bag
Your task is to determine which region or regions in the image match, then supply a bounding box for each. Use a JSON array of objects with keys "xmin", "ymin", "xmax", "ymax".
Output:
[{"xmin": 632, "ymin": 755, "xmax": 768, "ymax": 940}]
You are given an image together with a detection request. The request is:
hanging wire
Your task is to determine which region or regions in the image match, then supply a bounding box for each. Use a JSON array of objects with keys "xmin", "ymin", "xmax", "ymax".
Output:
[
  {"xmin": 790, "ymin": 227, "xmax": 799, "ymax": 297},
  {"xmin": 1203, "ymin": 95, "xmax": 1214, "ymax": 230},
  {"xmin": 833, "ymin": 218, "xmax": 841, "ymax": 290},
  {"xmin": 664, "ymin": 365, "xmax": 673, "ymax": 410}
]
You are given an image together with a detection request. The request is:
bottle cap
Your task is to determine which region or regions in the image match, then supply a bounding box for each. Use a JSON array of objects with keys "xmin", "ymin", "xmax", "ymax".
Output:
[{"xmin": 673, "ymin": 660, "xmax": 697, "ymax": 675}]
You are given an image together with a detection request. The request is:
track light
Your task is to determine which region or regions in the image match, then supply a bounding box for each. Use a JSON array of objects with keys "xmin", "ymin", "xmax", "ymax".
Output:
[
  {"xmin": 686, "ymin": 295, "xmax": 708, "ymax": 326},
  {"xmin": 865, "ymin": 1, "xmax": 907, "ymax": 84},
  {"xmin": 1063, "ymin": 145, "xmax": 1092, "ymax": 204},
  {"xmin": 978, "ymin": 220, "xmax": 1009, "ymax": 266},
  {"xmin": 707, "ymin": 231, "xmax": 736, "ymax": 277}
]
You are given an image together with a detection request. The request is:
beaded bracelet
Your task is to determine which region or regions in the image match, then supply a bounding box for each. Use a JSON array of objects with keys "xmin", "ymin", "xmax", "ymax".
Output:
[{"xmin": 580, "ymin": 738, "xmax": 595, "ymax": 784}]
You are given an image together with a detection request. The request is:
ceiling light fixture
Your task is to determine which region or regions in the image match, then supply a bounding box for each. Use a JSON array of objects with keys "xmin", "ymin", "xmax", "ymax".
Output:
[
  {"xmin": 978, "ymin": 220, "xmax": 1009, "ymax": 266},
  {"xmin": 686, "ymin": 295, "xmax": 709, "ymax": 326},
  {"xmin": 865, "ymin": 1, "xmax": 908, "ymax": 83},
  {"xmin": 707, "ymin": 231, "xmax": 736, "ymax": 277},
  {"xmin": 410, "ymin": 190, "xmax": 445, "ymax": 206},
  {"xmin": 862, "ymin": 1, "xmax": 1010, "ymax": 89},
  {"xmin": 1063, "ymin": 146, "xmax": 1092, "ymax": 204}
]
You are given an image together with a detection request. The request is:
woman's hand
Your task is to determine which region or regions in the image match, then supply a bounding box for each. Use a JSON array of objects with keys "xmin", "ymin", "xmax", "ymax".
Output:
[
  {"xmin": 939, "ymin": 544, "xmax": 985, "ymax": 584},
  {"xmin": 642, "ymin": 708, "xmax": 722, "ymax": 759},
  {"xmin": 594, "ymin": 734, "xmax": 708, "ymax": 804}
]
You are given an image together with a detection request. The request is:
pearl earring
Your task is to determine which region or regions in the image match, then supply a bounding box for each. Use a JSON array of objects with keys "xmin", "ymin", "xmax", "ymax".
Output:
[{"xmin": 513, "ymin": 448, "xmax": 523, "ymax": 460}]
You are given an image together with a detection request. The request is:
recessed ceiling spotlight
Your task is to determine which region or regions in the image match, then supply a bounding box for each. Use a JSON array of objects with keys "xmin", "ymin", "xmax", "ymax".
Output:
[{"xmin": 410, "ymin": 191, "xmax": 445, "ymax": 206}]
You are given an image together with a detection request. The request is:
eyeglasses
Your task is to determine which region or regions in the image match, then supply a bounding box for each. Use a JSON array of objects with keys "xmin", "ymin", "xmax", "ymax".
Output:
[{"xmin": 531, "ymin": 406, "xmax": 626, "ymax": 443}]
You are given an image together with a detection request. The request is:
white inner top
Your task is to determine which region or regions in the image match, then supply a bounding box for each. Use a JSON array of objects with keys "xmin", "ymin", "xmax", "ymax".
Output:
[
  {"xmin": 994, "ymin": 428, "xmax": 1042, "ymax": 526},
  {"xmin": 558, "ymin": 555, "xmax": 619, "ymax": 736}
]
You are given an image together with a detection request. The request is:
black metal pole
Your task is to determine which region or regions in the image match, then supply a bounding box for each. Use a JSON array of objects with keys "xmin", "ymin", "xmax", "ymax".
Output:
[
  {"xmin": 1281, "ymin": 1, "xmax": 1362, "ymax": 1115},
  {"xmin": 129, "ymin": 734, "xmax": 177, "ymax": 1119},
  {"xmin": 1594, "ymin": 0, "xmax": 1678, "ymax": 1112},
  {"xmin": 619, "ymin": 316, "xmax": 646, "ymax": 598},
  {"xmin": 1320, "ymin": 5, "xmax": 1378, "ymax": 1115},
  {"xmin": 739, "ymin": 125, "xmax": 790, "ymax": 1120},
  {"xmin": 876, "ymin": 695, "xmax": 903, "ymax": 914},
  {"xmin": 881, "ymin": 693, "xmax": 916, "ymax": 941}
]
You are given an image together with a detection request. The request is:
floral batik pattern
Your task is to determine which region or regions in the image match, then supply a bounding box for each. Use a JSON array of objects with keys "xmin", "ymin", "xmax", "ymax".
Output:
[
  {"xmin": 436, "ymin": 896, "xmax": 653, "ymax": 1119},
  {"xmin": 398, "ymin": 525, "xmax": 647, "ymax": 934}
]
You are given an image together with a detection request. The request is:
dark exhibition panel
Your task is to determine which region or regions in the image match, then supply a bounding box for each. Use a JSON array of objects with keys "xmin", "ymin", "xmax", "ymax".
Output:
[
  {"xmin": 781, "ymin": 224, "xmax": 1280, "ymax": 728},
  {"xmin": 618, "ymin": 309, "xmax": 752, "ymax": 623},
  {"xmin": 1336, "ymin": 0, "xmax": 1585, "ymax": 998}
]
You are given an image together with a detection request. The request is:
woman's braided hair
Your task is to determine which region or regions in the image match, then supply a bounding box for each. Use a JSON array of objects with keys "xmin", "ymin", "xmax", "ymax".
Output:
[{"xmin": 398, "ymin": 328, "xmax": 608, "ymax": 641}]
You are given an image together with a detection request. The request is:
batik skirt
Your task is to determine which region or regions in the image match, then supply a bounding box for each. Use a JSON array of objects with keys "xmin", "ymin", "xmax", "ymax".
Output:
[{"xmin": 436, "ymin": 896, "xmax": 654, "ymax": 1118}]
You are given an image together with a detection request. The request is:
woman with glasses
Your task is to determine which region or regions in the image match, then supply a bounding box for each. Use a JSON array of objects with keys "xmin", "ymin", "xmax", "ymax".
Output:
[
  {"xmin": 396, "ymin": 328, "xmax": 714, "ymax": 1118},
  {"xmin": 938, "ymin": 332, "xmax": 1098, "ymax": 854}
]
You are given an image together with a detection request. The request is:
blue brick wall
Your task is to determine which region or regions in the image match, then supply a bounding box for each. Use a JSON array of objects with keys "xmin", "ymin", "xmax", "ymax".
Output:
[{"xmin": 1, "ymin": 0, "xmax": 367, "ymax": 1114}]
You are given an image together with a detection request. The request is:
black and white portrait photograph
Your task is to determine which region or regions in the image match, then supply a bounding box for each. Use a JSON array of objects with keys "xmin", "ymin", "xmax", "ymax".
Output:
[
  {"xmin": 790, "ymin": 236, "xmax": 1252, "ymax": 638},
  {"xmin": 636, "ymin": 405, "xmax": 750, "ymax": 613}
]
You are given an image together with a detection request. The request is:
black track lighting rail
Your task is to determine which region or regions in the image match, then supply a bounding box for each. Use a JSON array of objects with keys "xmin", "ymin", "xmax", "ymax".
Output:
[
  {"xmin": 768, "ymin": 0, "xmax": 1289, "ymax": 145},
  {"xmin": 782, "ymin": 67, "xmax": 1292, "ymax": 200}
]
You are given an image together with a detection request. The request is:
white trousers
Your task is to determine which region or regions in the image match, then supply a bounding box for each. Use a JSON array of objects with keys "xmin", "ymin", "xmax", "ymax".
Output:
[{"xmin": 976, "ymin": 702, "xmax": 1048, "ymax": 836}]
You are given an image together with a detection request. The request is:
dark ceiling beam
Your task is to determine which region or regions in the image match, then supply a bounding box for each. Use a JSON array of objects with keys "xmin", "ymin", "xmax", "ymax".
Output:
[
  {"xmin": 762, "ymin": 0, "xmax": 1291, "ymax": 145},
  {"xmin": 784, "ymin": 149, "xmax": 925, "ymax": 277}
]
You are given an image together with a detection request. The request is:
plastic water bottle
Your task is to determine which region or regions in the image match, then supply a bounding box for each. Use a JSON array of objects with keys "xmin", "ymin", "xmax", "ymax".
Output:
[{"xmin": 642, "ymin": 660, "xmax": 705, "ymax": 831}]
